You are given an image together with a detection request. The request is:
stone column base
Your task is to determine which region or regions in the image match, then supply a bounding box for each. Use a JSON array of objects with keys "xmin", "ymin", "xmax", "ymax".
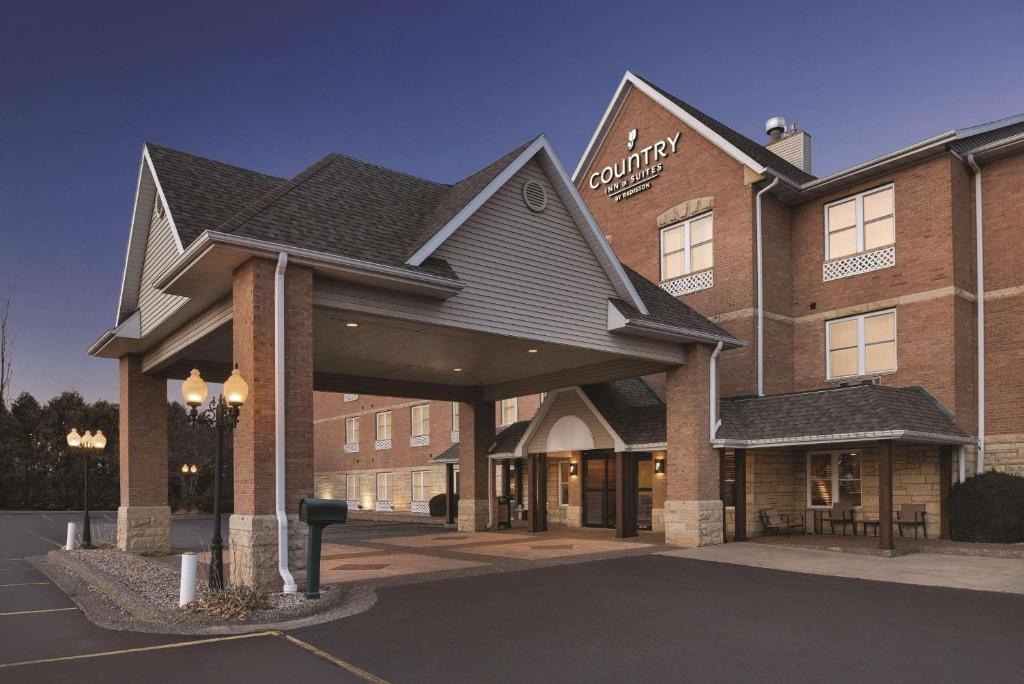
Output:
[
  {"xmin": 457, "ymin": 499, "xmax": 488, "ymax": 532},
  {"xmin": 652, "ymin": 508, "xmax": 665, "ymax": 534},
  {"xmin": 228, "ymin": 514, "xmax": 309, "ymax": 591},
  {"xmin": 117, "ymin": 505, "xmax": 171, "ymax": 555},
  {"xmin": 664, "ymin": 499, "xmax": 723, "ymax": 547},
  {"xmin": 565, "ymin": 505, "xmax": 582, "ymax": 528}
]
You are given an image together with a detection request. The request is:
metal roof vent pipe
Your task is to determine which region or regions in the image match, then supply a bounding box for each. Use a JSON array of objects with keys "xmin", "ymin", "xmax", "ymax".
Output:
[{"xmin": 766, "ymin": 116, "xmax": 786, "ymax": 142}]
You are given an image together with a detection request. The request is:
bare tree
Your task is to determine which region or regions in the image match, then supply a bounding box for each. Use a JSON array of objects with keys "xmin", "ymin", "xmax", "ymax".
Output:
[{"xmin": 0, "ymin": 293, "xmax": 12, "ymax": 411}]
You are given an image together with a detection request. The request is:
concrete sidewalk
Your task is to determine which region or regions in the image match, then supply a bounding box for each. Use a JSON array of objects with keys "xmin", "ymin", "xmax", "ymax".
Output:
[{"xmin": 661, "ymin": 543, "xmax": 1024, "ymax": 594}]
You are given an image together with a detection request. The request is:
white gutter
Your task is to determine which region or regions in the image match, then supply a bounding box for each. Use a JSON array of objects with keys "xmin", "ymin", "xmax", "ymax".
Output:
[
  {"xmin": 967, "ymin": 154, "xmax": 985, "ymax": 474},
  {"xmin": 709, "ymin": 340, "xmax": 724, "ymax": 441},
  {"xmin": 755, "ymin": 176, "xmax": 780, "ymax": 396},
  {"xmin": 274, "ymin": 252, "xmax": 297, "ymax": 593}
]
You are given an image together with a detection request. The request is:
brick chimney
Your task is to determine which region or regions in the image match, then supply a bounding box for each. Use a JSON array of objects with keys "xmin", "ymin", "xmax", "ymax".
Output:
[{"xmin": 765, "ymin": 117, "xmax": 812, "ymax": 175}]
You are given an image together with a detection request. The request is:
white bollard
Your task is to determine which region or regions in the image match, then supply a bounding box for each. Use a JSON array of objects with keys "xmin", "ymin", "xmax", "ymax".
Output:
[
  {"xmin": 65, "ymin": 522, "xmax": 78, "ymax": 551},
  {"xmin": 179, "ymin": 552, "xmax": 197, "ymax": 607}
]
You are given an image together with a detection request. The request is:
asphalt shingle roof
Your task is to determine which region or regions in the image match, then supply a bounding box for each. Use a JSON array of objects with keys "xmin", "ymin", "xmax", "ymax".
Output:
[
  {"xmin": 717, "ymin": 384, "xmax": 971, "ymax": 445},
  {"xmin": 580, "ymin": 378, "xmax": 666, "ymax": 444},
  {"xmin": 633, "ymin": 74, "xmax": 817, "ymax": 185}
]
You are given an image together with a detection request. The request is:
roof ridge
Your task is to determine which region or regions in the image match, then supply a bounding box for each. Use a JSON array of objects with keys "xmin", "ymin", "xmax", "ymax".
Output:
[
  {"xmin": 144, "ymin": 142, "xmax": 284, "ymax": 181},
  {"xmin": 722, "ymin": 383, "xmax": 887, "ymax": 403},
  {"xmin": 325, "ymin": 152, "xmax": 449, "ymax": 188}
]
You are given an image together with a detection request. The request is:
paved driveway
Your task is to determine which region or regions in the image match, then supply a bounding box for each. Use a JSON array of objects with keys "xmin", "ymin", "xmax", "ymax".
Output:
[{"xmin": 2, "ymin": 512, "xmax": 1023, "ymax": 683}]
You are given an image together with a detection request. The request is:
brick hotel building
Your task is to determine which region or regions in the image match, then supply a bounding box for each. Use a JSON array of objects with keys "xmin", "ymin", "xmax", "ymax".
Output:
[
  {"xmin": 313, "ymin": 71, "xmax": 1022, "ymax": 539},
  {"xmin": 92, "ymin": 71, "xmax": 1021, "ymax": 587}
]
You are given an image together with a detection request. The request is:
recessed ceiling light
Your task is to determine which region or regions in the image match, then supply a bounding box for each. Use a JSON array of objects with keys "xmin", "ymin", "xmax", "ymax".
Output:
[
  {"xmin": 527, "ymin": 349, "xmax": 538, "ymax": 353},
  {"xmin": 346, "ymin": 322, "xmax": 359, "ymax": 328},
  {"xmin": 453, "ymin": 368, "xmax": 463, "ymax": 372}
]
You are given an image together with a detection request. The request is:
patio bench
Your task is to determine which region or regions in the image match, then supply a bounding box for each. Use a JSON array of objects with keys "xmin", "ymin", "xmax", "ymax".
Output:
[
  {"xmin": 896, "ymin": 503, "xmax": 928, "ymax": 539},
  {"xmin": 758, "ymin": 509, "xmax": 806, "ymax": 536}
]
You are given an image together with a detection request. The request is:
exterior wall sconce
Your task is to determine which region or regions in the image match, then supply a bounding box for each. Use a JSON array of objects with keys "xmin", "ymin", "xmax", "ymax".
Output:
[
  {"xmin": 655, "ymin": 458, "xmax": 666, "ymax": 475},
  {"xmin": 569, "ymin": 462, "xmax": 578, "ymax": 477}
]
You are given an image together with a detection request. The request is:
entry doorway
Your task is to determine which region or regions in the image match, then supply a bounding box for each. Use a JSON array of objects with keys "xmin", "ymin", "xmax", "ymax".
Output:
[
  {"xmin": 583, "ymin": 450, "xmax": 616, "ymax": 528},
  {"xmin": 636, "ymin": 454, "xmax": 653, "ymax": 531}
]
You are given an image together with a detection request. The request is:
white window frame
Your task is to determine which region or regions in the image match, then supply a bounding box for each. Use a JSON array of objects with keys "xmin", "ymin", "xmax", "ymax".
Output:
[
  {"xmin": 558, "ymin": 461, "xmax": 570, "ymax": 506},
  {"xmin": 345, "ymin": 474, "xmax": 358, "ymax": 501},
  {"xmin": 376, "ymin": 472, "xmax": 393, "ymax": 502},
  {"xmin": 375, "ymin": 411, "xmax": 392, "ymax": 441},
  {"xmin": 806, "ymin": 451, "xmax": 862, "ymax": 509},
  {"xmin": 411, "ymin": 470, "xmax": 429, "ymax": 502},
  {"xmin": 411, "ymin": 404, "xmax": 430, "ymax": 437},
  {"xmin": 500, "ymin": 398, "xmax": 519, "ymax": 426},
  {"xmin": 824, "ymin": 184, "xmax": 895, "ymax": 261},
  {"xmin": 659, "ymin": 211, "xmax": 713, "ymax": 282},
  {"xmin": 344, "ymin": 416, "xmax": 359, "ymax": 446},
  {"xmin": 451, "ymin": 402, "xmax": 460, "ymax": 430},
  {"xmin": 825, "ymin": 308, "xmax": 897, "ymax": 380}
]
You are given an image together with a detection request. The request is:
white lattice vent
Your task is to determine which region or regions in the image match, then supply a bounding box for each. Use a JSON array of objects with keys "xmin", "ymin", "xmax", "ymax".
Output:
[
  {"xmin": 375, "ymin": 500, "xmax": 394, "ymax": 512},
  {"xmin": 343, "ymin": 394, "xmax": 358, "ymax": 402},
  {"xmin": 660, "ymin": 269, "xmax": 714, "ymax": 297},
  {"xmin": 409, "ymin": 435, "xmax": 430, "ymax": 447},
  {"xmin": 374, "ymin": 439, "xmax": 392, "ymax": 451},
  {"xmin": 450, "ymin": 431, "xmax": 460, "ymax": 443},
  {"xmin": 823, "ymin": 246, "xmax": 895, "ymax": 282},
  {"xmin": 344, "ymin": 443, "xmax": 359, "ymax": 454},
  {"xmin": 411, "ymin": 501, "xmax": 430, "ymax": 514},
  {"xmin": 346, "ymin": 500, "xmax": 361, "ymax": 511}
]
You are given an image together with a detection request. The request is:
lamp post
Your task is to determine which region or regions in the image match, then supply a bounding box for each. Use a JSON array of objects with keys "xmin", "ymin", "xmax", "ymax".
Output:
[
  {"xmin": 66, "ymin": 427, "xmax": 107, "ymax": 549},
  {"xmin": 182, "ymin": 367, "xmax": 248, "ymax": 590}
]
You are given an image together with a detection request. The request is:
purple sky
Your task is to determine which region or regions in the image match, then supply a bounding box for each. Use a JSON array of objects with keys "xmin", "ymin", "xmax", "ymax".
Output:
[{"xmin": 2, "ymin": 0, "xmax": 1022, "ymax": 403}]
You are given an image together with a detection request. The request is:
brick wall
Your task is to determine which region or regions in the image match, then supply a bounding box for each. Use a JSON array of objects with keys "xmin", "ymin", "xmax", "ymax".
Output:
[{"xmin": 118, "ymin": 355, "xmax": 168, "ymax": 506}]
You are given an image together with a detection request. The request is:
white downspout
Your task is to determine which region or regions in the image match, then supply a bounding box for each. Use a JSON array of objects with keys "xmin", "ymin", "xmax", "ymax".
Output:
[
  {"xmin": 755, "ymin": 176, "xmax": 780, "ymax": 396},
  {"xmin": 487, "ymin": 457, "xmax": 495, "ymax": 529},
  {"xmin": 967, "ymin": 154, "xmax": 985, "ymax": 474},
  {"xmin": 274, "ymin": 252, "xmax": 297, "ymax": 593},
  {"xmin": 958, "ymin": 445, "xmax": 966, "ymax": 484},
  {"xmin": 709, "ymin": 340, "xmax": 724, "ymax": 441}
]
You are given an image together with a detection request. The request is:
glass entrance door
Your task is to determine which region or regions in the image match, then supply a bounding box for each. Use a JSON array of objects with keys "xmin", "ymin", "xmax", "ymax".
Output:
[
  {"xmin": 583, "ymin": 450, "xmax": 615, "ymax": 528},
  {"xmin": 636, "ymin": 455, "xmax": 653, "ymax": 531}
]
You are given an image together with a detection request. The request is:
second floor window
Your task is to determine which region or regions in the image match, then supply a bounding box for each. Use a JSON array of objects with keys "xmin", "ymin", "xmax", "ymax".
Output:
[
  {"xmin": 825, "ymin": 185, "xmax": 894, "ymax": 260},
  {"xmin": 826, "ymin": 309, "xmax": 896, "ymax": 379},
  {"xmin": 375, "ymin": 411, "xmax": 392, "ymax": 441},
  {"xmin": 500, "ymin": 398, "xmax": 519, "ymax": 426},
  {"xmin": 411, "ymin": 404, "xmax": 430, "ymax": 437},
  {"xmin": 660, "ymin": 212, "xmax": 713, "ymax": 281},
  {"xmin": 451, "ymin": 402, "xmax": 460, "ymax": 429},
  {"xmin": 344, "ymin": 417, "xmax": 359, "ymax": 445}
]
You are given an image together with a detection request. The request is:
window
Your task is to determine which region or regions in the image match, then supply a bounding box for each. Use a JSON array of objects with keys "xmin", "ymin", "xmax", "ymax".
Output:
[
  {"xmin": 345, "ymin": 474, "xmax": 358, "ymax": 501},
  {"xmin": 826, "ymin": 309, "xmax": 896, "ymax": 379},
  {"xmin": 344, "ymin": 417, "xmax": 359, "ymax": 445},
  {"xmin": 376, "ymin": 472, "xmax": 393, "ymax": 502},
  {"xmin": 807, "ymin": 452, "xmax": 862, "ymax": 508},
  {"xmin": 721, "ymin": 452, "xmax": 736, "ymax": 507},
  {"xmin": 411, "ymin": 471, "xmax": 429, "ymax": 502},
  {"xmin": 558, "ymin": 461, "xmax": 570, "ymax": 506},
  {"xmin": 375, "ymin": 411, "xmax": 392, "ymax": 441},
  {"xmin": 500, "ymin": 398, "xmax": 519, "ymax": 426},
  {"xmin": 660, "ymin": 212, "xmax": 713, "ymax": 281},
  {"xmin": 411, "ymin": 404, "xmax": 430, "ymax": 437},
  {"xmin": 451, "ymin": 402, "xmax": 460, "ymax": 430},
  {"xmin": 825, "ymin": 185, "xmax": 894, "ymax": 260}
]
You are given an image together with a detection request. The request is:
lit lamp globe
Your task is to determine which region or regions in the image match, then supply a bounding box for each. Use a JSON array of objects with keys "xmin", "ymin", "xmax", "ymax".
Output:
[
  {"xmin": 182, "ymin": 369, "xmax": 208, "ymax": 408},
  {"xmin": 181, "ymin": 463, "xmax": 189, "ymax": 474},
  {"xmin": 92, "ymin": 430, "xmax": 107, "ymax": 450},
  {"xmin": 81, "ymin": 431, "xmax": 94, "ymax": 449},
  {"xmin": 223, "ymin": 368, "xmax": 249, "ymax": 408},
  {"xmin": 66, "ymin": 428, "xmax": 82, "ymax": 448},
  {"xmin": 190, "ymin": 464, "xmax": 198, "ymax": 474}
]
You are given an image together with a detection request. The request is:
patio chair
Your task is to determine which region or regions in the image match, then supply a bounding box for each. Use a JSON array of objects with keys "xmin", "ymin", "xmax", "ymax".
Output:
[
  {"xmin": 896, "ymin": 503, "xmax": 928, "ymax": 539},
  {"xmin": 758, "ymin": 509, "xmax": 805, "ymax": 536},
  {"xmin": 822, "ymin": 506, "xmax": 856, "ymax": 536}
]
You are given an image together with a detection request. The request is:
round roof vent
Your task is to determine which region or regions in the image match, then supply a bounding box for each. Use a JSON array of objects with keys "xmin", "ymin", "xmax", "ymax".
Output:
[{"xmin": 522, "ymin": 180, "xmax": 547, "ymax": 212}]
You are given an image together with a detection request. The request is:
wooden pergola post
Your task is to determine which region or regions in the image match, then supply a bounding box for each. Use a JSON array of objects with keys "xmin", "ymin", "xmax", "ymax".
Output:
[
  {"xmin": 528, "ymin": 453, "xmax": 548, "ymax": 532},
  {"xmin": 445, "ymin": 462, "xmax": 457, "ymax": 525},
  {"xmin": 615, "ymin": 452, "xmax": 638, "ymax": 538},
  {"xmin": 734, "ymin": 448, "xmax": 747, "ymax": 542},
  {"xmin": 939, "ymin": 445, "xmax": 953, "ymax": 540},
  {"xmin": 879, "ymin": 441, "xmax": 894, "ymax": 551}
]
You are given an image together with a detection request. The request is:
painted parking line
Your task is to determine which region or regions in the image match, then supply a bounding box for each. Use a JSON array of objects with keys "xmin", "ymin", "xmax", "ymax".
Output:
[
  {"xmin": 0, "ymin": 631, "xmax": 276, "ymax": 670},
  {"xmin": 41, "ymin": 514, "xmax": 53, "ymax": 522},
  {"xmin": 0, "ymin": 582, "xmax": 50, "ymax": 587},
  {"xmin": 0, "ymin": 607, "xmax": 78, "ymax": 617},
  {"xmin": 281, "ymin": 633, "xmax": 390, "ymax": 684},
  {"xmin": 20, "ymin": 528, "xmax": 63, "ymax": 547}
]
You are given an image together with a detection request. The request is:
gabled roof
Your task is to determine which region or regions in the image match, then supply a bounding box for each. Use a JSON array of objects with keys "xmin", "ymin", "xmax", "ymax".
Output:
[
  {"xmin": 715, "ymin": 384, "xmax": 972, "ymax": 448},
  {"xmin": 579, "ymin": 377, "xmax": 666, "ymax": 445}
]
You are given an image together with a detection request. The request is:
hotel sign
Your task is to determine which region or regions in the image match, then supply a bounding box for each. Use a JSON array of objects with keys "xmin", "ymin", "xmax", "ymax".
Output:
[{"xmin": 588, "ymin": 129, "xmax": 681, "ymax": 202}]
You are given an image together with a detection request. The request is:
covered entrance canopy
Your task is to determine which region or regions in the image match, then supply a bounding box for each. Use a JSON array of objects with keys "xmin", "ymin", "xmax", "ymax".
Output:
[{"xmin": 89, "ymin": 135, "xmax": 741, "ymax": 588}]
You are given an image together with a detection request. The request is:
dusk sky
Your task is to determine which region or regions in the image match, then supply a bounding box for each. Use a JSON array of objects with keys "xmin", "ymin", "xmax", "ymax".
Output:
[{"xmin": 2, "ymin": 0, "xmax": 1022, "ymax": 403}]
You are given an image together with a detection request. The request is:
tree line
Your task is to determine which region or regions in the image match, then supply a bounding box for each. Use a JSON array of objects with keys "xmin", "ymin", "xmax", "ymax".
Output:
[{"xmin": 0, "ymin": 391, "xmax": 232, "ymax": 512}]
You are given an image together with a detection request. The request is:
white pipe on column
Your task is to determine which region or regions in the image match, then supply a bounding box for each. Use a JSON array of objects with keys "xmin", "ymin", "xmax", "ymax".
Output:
[
  {"xmin": 967, "ymin": 154, "xmax": 985, "ymax": 474},
  {"xmin": 709, "ymin": 340, "xmax": 724, "ymax": 442},
  {"xmin": 755, "ymin": 176, "xmax": 780, "ymax": 396},
  {"xmin": 958, "ymin": 445, "xmax": 966, "ymax": 484},
  {"xmin": 275, "ymin": 252, "xmax": 297, "ymax": 593}
]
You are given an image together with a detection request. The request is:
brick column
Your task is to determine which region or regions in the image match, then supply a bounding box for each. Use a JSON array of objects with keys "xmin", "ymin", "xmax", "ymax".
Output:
[
  {"xmin": 229, "ymin": 258, "xmax": 313, "ymax": 590},
  {"xmin": 117, "ymin": 355, "xmax": 170, "ymax": 555},
  {"xmin": 664, "ymin": 344, "xmax": 723, "ymax": 547},
  {"xmin": 457, "ymin": 399, "xmax": 495, "ymax": 531}
]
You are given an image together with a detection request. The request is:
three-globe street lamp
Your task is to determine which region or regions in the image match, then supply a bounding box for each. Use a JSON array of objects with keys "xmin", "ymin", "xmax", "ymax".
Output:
[
  {"xmin": 65, "ymin": 428, "xmax": 107, "ymax": 549},
  {"xmin": 182, "ymin": 366, "xmax": 248, "ymax": 590}
]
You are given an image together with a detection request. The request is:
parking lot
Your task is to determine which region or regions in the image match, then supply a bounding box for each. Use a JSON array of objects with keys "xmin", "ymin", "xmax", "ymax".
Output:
[{"xmin": 3, "ymin": 512, "xmax": 1024, "ymax": 683}]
